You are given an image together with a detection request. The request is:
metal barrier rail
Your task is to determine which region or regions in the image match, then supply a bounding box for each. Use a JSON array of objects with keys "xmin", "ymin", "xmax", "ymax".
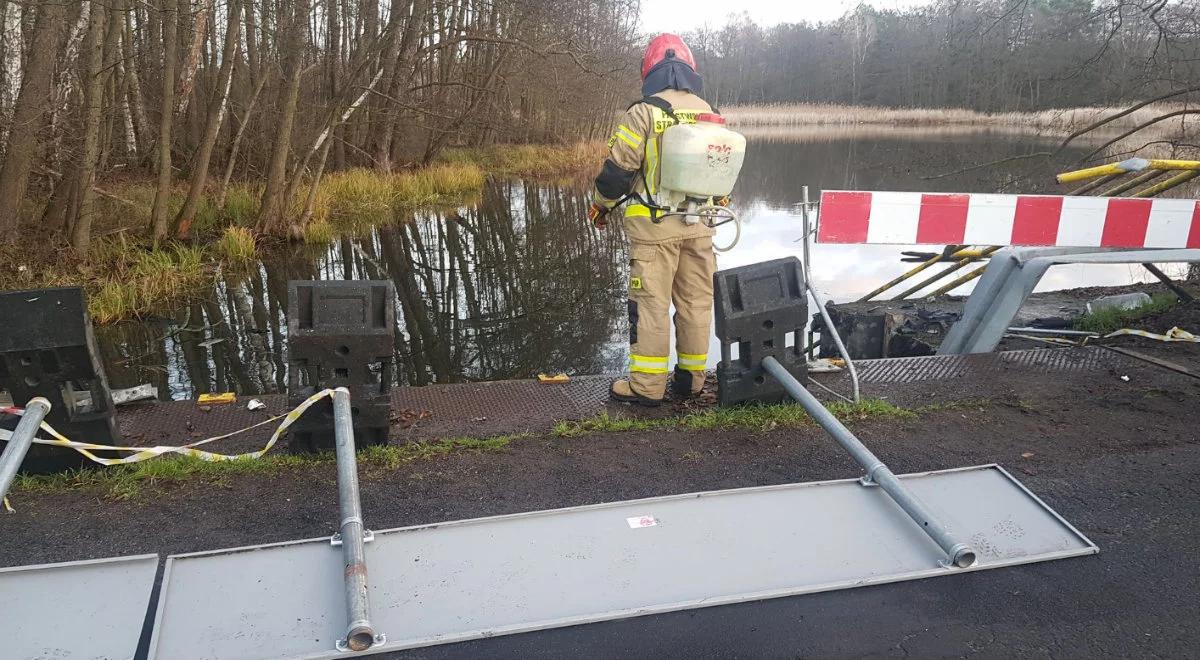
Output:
[
  {"xmin": 331, "ymin": 387, "xmax": 382, "ymax": 652},
  {"xmin": 761, "ymin": 357, "xmax": 976, "ymax": 568},
  {"xmin": 0, "ymin": 398, "xmax": 51, "ymax": 506}
]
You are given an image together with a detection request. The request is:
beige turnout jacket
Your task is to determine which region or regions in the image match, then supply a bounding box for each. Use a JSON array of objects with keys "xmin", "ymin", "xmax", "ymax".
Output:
[{"xmin": 593, "ymin": 89, "xmax": 716, "ymax": 244}]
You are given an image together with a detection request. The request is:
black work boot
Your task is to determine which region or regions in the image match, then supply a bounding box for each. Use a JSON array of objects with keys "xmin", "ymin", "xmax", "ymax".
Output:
[
  {"xmin": 610, "ymin": 379, "xmax": 663, "ymax": 407},
  {"xmin": 670, "ymin": 366, "xmax": 704, "ymax": 399}
]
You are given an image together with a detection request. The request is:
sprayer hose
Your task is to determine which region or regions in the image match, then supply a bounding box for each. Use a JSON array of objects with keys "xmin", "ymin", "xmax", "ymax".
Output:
[
  {"xmin": 696, "ymin": 205, "xmax": 739, "ymax": 252},
  {"xmin": 651, "ymin": 206, "xmax": 742, "ymax": 252}
]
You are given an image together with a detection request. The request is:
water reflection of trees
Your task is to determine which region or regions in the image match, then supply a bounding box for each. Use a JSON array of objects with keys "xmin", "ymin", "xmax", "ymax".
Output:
[{"xmin": 97, "ymin": 181, "xmax": 628, "ymax": 398}]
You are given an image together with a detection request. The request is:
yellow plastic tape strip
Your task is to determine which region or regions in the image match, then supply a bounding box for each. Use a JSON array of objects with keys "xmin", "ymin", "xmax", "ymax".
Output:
[
  {"xmin": 1103, "ymin": 326, "xmax": 1199, "ymax": 343},
  {"xmin": 677, "ymin": 353, "xmax": 707, "ymax": 371},
  {"xmin": 14, "ymin": 389, "xmax": 337, "ymax": 466}
]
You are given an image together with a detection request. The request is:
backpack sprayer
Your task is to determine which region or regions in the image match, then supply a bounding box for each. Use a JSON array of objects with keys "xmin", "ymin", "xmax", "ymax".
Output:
[{"xmin": 649, "ymin": 112, "xmax": 747, "ymax": 252}]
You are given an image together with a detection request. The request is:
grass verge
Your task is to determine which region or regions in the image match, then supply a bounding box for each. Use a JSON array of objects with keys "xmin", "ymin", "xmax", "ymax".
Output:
[
  {"xmin": 1075, "ymin": 293, "xmax": 1177, "ymax": 334},
  {"xmin": 553, "ymin": 398, "xmax": 915, "ymax": 437},
  {"xmin": 9, "ymin": 398, "xmax": 920, "ymax": 500},
  {"xmin": 12, "ymin": 434, "xmax": 532, "ymax": 500}
]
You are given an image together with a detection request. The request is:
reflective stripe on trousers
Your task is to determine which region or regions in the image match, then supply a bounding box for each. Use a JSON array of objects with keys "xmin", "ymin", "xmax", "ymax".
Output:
[
  {"xmin": 630, "ymin": 354, "xmax": 669, "ymax": 374},
  {"xmin": 677, "ymin": 352, "xmax": 707, "ymax": 371}
]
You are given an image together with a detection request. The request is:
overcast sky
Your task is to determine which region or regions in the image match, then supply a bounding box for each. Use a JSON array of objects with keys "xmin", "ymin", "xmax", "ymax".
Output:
[{"xmin": 641, "ymin": 0, "xmax": 928, "ymax": 34}]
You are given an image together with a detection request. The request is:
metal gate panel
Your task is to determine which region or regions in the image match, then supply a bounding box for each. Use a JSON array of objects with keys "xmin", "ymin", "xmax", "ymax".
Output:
[
  {"xmin": 149, "ymin": 465, "xmax": 1095, "ymax": 659},
  {"xmin": 0, "ymin": 554, "xmax": 159, "ymax": 660}
]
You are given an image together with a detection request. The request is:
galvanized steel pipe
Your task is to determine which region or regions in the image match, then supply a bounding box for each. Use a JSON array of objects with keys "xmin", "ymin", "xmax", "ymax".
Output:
[
  {"xmin": 760, "ymin": 358, "xmax": 977, "ymax": 568},
  {"xmin": 0, "ymin": 398, "xmax": 51, "ymax": 504},
  {"xmin": 332, "ymin": 388, "xmax": 377, "ymax": 652}
]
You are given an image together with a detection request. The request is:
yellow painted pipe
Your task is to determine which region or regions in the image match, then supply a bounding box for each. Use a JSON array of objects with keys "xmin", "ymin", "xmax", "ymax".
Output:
[
  {"xmin": 1100, "ymin": 169, "xmax": 1165, "ymax": 197},
  {"xmin": 1068, "ymin": 173, "xmax": 1123, "ymax": 196},
  {"xmin": 1058, "ymin": 158, "xmax": 1200, "ymax": 184},
  {"xmin": 1132, "ymin": 170, "xmax": 1200, "ymax": 198},
  {"xmin": 859, "ymin": 247, "xmax": 992, "ymax": 302},
  {"xmin": 889, "ymin": 246, "xmax": 1001, "ymax": 301},
  {"xmin": 1057, "ymin": 162, "xmax": 1140, "ymax": 184},
  {"xmin": 857, "ymin": 253, "xmax": 945, "ymax": 302},
  {"xmin": 924, "ymin": 264, "xmax": 990, "ymax": 298}
]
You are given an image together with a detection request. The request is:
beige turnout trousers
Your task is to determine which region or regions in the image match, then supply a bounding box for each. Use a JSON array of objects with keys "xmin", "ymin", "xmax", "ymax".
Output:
[{"xmin": 627, "ymin": 235, "xmax": 716, "ymax": 399}]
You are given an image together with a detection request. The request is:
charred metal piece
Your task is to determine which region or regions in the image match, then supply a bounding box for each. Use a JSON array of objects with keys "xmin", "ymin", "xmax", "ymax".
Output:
[
  {"xmin": 713, "ymin": 257, "xmax": 808, "ymax": 406},
  {"xmin": 813, "ymin": 304, "xmax": 949, "ymax": 360},
  {"xmin": 0, "ymin": 288, "xmax": 121, "ymax": 472},
  {"xmin": 287, "ymin": 281, "xmax": 395, "ymax": 451}
]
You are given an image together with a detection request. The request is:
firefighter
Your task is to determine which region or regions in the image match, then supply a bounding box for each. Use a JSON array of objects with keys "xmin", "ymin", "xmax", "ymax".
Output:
[{"xmin": 588, "ymin": 33, "xmax": 717, "ymax": 407}]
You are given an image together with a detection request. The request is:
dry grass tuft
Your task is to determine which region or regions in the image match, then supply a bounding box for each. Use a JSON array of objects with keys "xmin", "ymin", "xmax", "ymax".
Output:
[
  {"xmin": 215, "ymin": 226, "xmax": 257, "ymax": 263},
  {"xmin": 439, "ymin": 142, "xmax": 605, "ymax": 179}
]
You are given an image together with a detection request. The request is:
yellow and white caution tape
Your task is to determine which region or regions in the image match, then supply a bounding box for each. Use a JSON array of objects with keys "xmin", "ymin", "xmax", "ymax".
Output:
[
  {"xmin": 2, "ymin": 389, "xmax": 336, "ymax": 466},
  {"xmin": 1104, "ymin": 326, "xmax": 1199, "ymax": 343}
]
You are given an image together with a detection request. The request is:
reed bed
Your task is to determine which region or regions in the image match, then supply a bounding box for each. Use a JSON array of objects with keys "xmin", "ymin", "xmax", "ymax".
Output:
[{"xmin": 722, "ymin": 103, "xmax": 1200, "ymax": 137}]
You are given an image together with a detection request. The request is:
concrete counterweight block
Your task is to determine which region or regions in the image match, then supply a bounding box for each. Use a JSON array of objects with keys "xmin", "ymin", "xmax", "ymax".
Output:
[
  {"xmin": 713, "ymin": 258, "xmax": 809, "ymax": 407},
  {"xmin": 287, "ymin": 280, "xmax": 396, "ymax": 450}
]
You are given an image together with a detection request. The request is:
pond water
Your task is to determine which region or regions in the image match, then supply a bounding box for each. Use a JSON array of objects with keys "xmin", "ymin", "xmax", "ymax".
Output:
[{"xmin": 96, "ymin": 129, "xmax": 1182, "ymax": 399}]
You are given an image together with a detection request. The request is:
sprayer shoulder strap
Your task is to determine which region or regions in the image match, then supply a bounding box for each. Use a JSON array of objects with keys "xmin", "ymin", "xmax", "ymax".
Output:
[{"xmin": 632, "ymin": 96, "xmax": 678, "ymax": 123}]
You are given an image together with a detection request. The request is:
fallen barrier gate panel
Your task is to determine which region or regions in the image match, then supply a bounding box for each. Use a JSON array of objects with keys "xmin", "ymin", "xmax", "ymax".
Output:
[
  {"xmin": 148, "ymin": 464, "xmax": 1095, "ymax": 659},
  {"xmin": 0, "ymin": 554, "xmax": 159, "ymax": 660}
]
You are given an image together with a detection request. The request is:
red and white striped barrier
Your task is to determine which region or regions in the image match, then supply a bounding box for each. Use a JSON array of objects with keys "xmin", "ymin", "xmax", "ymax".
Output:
[{"xmin": 818, "ymin": 190, "xmax": 1200, "ymax": 249}]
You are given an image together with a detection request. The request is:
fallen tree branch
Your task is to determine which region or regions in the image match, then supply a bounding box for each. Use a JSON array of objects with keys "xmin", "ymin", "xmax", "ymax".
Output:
[
  {"xmin": 921, "ymin": 152, "xmax": 1053, "ymax": 180},
  {"xmin": 37, "ymin": 167, "xmax": 140, "ymax": 210},
  {"xmin": 1079, "ymin": 109, "xmax": 1200, "ymax": 163},
  {"xmin": 1055, "ymin": 85, "xmax": 1200, "ymax": 155}
]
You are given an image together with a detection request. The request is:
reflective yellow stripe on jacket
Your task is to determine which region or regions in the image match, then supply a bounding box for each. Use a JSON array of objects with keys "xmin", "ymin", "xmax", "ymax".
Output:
[
  {"xmin": 630, "ymin": 106, "xmax": 706, "ymax": 218},
  {"xmin": 615, "ymin": 124, "xmax": 643, "ymax": 149},
  {"xmin": 626, "ymin": 204, "xmax": 652, "ymax": 218},
  {"xmin": 630, "ymin": 354, "xmax": 668, "ymax": 374},
  {"xmin": 677, "ymin": 352, "xmax": 707, "ymax": 372}
]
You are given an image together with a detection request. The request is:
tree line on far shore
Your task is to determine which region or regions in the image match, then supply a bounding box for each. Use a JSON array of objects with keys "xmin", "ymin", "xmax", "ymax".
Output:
[
  {"xmin": 690, "ymin": 1, "xmax": 1200, "ymax": 114},
  {"xmin": 0, "ymin": 0, "xmax": 639, "ymax": 248}
]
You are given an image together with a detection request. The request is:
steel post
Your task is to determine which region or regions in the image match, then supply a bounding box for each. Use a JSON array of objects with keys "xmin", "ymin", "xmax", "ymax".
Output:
[
  {"xmin": 0, "ymin": 398, "xmax": 52, "ymax": 503},
  {"xmin": 332, "ymin": 387, "xmax": 378, "ymax": 652},
  {"xmin": 760, "ymin": 357, "xmax": 977, "ymax": 568},
  {"xmin": 804, "ymin": 186, "xmax": 860, "ymax": 402}
]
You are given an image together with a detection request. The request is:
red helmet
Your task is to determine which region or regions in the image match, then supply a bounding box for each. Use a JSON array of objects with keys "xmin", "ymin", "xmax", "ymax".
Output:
[{"xmin": 641, "ymin": 33, "xmax": 696, "ymax": 80}]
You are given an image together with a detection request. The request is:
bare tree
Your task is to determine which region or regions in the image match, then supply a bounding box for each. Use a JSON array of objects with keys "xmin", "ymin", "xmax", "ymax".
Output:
[
  {"xmin": 70, "ymin": 0, "xmax": 108, "ymax": 251},
  {"xmin": 0, "ymin": 0, "xmax": 66, "ymax": 236},
  {"xmin": 150, "ymin": 0, "xmax": 179, "ymax": 243},
  {"xmin": 175, "ymin": 0, "xmax": 241, "ymax": 237}
]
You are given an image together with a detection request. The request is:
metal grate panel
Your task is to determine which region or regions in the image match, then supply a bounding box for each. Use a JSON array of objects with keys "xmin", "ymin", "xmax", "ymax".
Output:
[{"xmin": 856, "ymin": 347, "xmax": 1134, "ymax": 384}]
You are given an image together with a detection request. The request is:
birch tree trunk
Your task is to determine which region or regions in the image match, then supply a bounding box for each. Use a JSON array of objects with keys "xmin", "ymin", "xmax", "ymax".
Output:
[
  {"xmin": 150, "ymin": 0, "xmax": 179, "ymax": 243},
  {"xmin": 174, "ymin": 0, "xmax": 240, "ymax": 237},
  {"xmin": 175, "ymin": 0, "xmax": 212, "ymax": 119}
]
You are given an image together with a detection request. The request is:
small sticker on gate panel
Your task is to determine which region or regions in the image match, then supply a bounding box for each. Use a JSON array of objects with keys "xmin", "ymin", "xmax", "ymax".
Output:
[{"xmin": 626, "ymin": 515, "xmax": 658, "ymax": 529}]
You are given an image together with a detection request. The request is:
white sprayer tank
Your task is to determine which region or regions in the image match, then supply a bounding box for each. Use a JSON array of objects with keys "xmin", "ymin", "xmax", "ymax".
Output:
[{"xmin": 659, "ymin": 113, "xmax": 746, "ymax": 202}]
